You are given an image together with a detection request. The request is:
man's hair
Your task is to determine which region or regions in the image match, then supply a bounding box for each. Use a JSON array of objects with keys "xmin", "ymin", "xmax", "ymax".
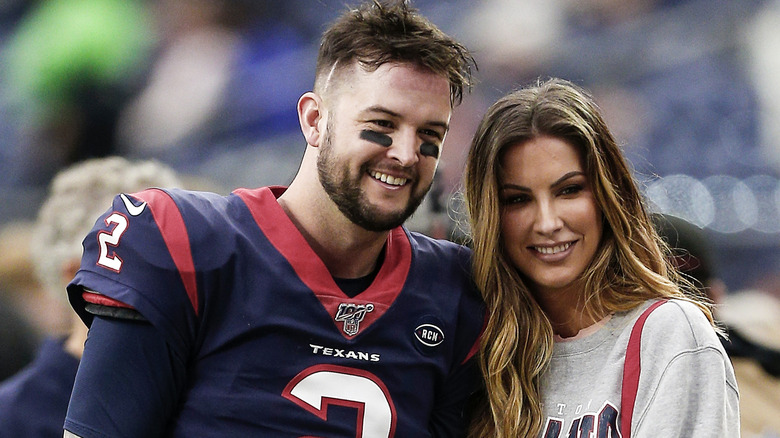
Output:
[
  {"xmin": 315, "ymin": 0, "xmax": 475, "ymax": 106},
  {"xmin": 30, "ymin": 156, "xmax": 182, "ymax": 304}
]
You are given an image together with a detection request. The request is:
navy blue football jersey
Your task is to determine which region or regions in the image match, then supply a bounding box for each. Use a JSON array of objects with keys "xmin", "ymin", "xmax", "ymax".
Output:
[{"xmin": 66, "ymin": 186, "xmax": 484, "ymax": 437}]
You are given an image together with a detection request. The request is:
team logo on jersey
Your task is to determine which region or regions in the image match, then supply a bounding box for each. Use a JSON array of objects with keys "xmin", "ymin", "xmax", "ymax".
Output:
[{"xmin": 334, "ymin": 303, "xmax": 374, "ymax": 336}]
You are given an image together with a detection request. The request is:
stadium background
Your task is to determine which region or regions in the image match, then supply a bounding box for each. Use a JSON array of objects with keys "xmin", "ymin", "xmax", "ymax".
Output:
[{"xmin": 1, "ymin": 0, "xmax": 779, "ymax": 294}]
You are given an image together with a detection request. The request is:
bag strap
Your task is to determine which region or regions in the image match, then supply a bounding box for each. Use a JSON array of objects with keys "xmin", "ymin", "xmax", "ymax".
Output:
[{"xmin": 620, "ymin": 299, "xmax": 668, "ymax": 438}]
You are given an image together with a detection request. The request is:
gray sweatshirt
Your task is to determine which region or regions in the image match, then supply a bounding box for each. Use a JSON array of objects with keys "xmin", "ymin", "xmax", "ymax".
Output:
[{"xmin": 539, "ymin": 299, "xmax": 740, "ymax": 437}]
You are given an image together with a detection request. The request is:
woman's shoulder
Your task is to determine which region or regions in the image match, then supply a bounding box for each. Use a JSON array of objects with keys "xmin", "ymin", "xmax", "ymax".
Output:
[{"xmin": 640, "ymin": 298, "xmax": 722, "ymax": 350}]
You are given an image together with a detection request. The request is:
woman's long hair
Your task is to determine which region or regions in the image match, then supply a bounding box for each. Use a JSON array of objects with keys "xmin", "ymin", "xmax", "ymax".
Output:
[{"xmin": 463, "ymin": 78, "xmax": 714, "ymax": 438}]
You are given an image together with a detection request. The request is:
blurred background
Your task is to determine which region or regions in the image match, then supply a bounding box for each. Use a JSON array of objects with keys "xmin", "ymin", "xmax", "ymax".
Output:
[{"xmin": 0, "ymin": 0, "xmax": 779, "ymax": 375}]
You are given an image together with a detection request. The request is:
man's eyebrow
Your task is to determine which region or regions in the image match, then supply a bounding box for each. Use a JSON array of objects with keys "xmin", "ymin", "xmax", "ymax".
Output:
[
  {"xmin": 360, "ymin": 105, "xmax": 450, "ymax": 132},
  {"xmin": 361, "ymin": 105, "xmax": 400, "ymax": 118}
]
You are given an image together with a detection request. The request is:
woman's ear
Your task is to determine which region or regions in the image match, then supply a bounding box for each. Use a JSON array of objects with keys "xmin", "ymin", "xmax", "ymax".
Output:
[{"xmin": 298, "ymin": 91, "xmax": 325, "ymax": 147}]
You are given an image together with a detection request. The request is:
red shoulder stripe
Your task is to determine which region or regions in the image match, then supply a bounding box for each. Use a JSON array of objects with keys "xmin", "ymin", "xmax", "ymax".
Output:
[
  {"xmin": 620, "ymin": 299, "xmax": 668, "ymax": 438},
  {"xmin": 133, "ymin": 189, "xmax": 199, "ymax": 315}
]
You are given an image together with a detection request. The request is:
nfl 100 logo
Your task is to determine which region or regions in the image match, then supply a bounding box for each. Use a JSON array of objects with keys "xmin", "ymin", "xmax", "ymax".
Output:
[{"xmin": 334, "ymin": 303, "xmax": 375, "ymax": 336}]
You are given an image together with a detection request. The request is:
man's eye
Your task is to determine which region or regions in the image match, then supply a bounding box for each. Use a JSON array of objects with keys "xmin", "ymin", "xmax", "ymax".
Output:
[{"xmin": 421, "ymin": 129, "xmax": 443, "ymax": 140}]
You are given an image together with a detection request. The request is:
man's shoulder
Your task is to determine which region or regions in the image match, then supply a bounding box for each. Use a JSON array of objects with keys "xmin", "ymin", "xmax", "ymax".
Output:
[
  {"xmin": 405, "ymin": 229, "xmax": 471, "ymax": 258},
  {"xmin": 137, "ymin": 188, "xmax": 254, "ymax": 237}
]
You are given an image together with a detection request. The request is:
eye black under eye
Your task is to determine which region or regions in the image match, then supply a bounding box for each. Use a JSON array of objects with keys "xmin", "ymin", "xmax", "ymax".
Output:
[
  {"xmin": 420, "ymin": 142, "xmax": 439, "ymax": 158},
  {"xmin": 360, "ymin": 130, "xmax": 392, "ymax": 147}
]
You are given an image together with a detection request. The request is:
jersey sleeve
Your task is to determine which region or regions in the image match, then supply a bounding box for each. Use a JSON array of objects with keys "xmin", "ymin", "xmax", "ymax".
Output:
[
  {"xmin": 67, "ymin": 188, "xmax": 202, "ymax": 360},
  {"xmin": 632, "ymin": 300, "xmax": 740, "ymax": 437},
  {"xmin": 430, "ymin": 283, "xmax": 484, "ymax": 437},
  {"xmin": 64, "ymin": 315, "xmax": 187, "ymax": 438},
  {"xmin": 424, "ymin": 238, "xmax": 486, "ymax": 437},
  {"xmin": 428, "ymin": 353, "xmax": 481, "ymax": 437}
]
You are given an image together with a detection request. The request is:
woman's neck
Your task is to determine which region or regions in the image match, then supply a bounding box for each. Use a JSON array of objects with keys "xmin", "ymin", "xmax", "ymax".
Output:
[{"xmin": 533, "ymin": 283, "xmax": 606, "ymax": 338}]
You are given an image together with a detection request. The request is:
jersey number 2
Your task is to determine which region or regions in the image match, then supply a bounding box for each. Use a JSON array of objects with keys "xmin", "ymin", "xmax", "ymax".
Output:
[
  {"xmin": 97, "ymin": 213, "xmax": 128, "ymax": 272},
  {"xmin": 283, "ymin": 364, "xmax": 397, "ymax": 437}
]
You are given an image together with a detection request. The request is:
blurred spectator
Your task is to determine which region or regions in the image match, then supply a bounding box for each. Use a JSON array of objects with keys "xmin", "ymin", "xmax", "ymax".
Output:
[
  {"xmin": 453, "ymin": 0, "xmax": 566, "ymax": 94},
  {"xmin": 653, "ymin": 213, "xmax": 780, "ymax": 437},
  {"xmin": 0, "ymin": 0, "xmax": 156, "ymax": 188},
  {"xmin": 744, "ymin": 0, "xmax": 780, "ymax": 173},
  {"xmin": 549, "ymin": 0, "xmax": 766, "ymax": 180},
  {"xmin": 0, "ymin": 0, "xmax": 31, "ymax": 43},
  {"xmin": 0, "ymin": 221, "xmax": 53, "ymax": 382},
  {"xmin": 0, "ymin": 221, "xmax": 71, "ymax": 338},
  {"xmin": 718, "ymin": 288, "xmax": 780, "ymax": 438},
  {"xmin": 0, "ymin": 297, "xmax": 37, "ymax": 381},
  {"xmin": 651, "ymin": 213, "xmax": 727, "ymax": 303},
  {"xmin": 115, "ymin": 0, "xmax": 313, "ymax": 190},
  {"xmin": 0, "ymin": 157, "xmax": 182, "ymax": 437}
]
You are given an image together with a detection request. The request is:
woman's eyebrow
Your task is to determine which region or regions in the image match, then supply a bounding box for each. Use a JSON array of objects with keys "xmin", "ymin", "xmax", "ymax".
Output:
[{"xmin": 500, "ymin": 171, "xmax": 585, "ymax": 191}]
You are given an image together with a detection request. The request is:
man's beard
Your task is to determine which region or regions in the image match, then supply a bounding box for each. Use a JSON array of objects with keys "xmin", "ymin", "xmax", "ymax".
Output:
[{"xmin": 316, "ymin": 120, "xmax": 430, "ymax": 232}]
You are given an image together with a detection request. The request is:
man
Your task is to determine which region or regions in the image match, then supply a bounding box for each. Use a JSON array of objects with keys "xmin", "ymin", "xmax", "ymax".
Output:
[
  {"xmin": 0, "ymin": 157, "xmax": 182, "ymax": 437},
  {"xmin": 64, "ymin": 1, "xmax": 484, "ymax": 437}
]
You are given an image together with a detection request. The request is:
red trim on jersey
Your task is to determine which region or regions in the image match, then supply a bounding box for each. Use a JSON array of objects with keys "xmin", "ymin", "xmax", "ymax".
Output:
[
  {"xmin": 462, "ymin": 310, "xmax": 488, "ymax": 365},
  {"xmin": 131, "ymin": 189, "xmax": 199, "ymax": 316},
  {"xmin": 620, "ymin": 299, "xmax": 668, "ymax": 438},
  {"xmin": 83, "ymin": 290, "xmax": 135, "ymax": 309},
  {"xmin": 235, "ymin": 187, "xmax": 411, "ymax": 339}
]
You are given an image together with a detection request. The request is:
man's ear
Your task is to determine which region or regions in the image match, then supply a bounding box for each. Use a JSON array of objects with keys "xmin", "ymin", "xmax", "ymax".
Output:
[{"xmin": 298, "ymin": 92, "xmax": 325, "ymax": 147}]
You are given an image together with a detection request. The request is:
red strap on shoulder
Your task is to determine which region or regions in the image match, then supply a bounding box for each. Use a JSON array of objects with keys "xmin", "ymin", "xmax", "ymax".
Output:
[{"xmin": 620, "ymin": 299, "xmax": 668, "ymax": 438}]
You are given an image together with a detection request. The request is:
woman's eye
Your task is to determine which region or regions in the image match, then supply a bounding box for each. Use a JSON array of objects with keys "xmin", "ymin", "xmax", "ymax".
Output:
[
  {"xmin": 501, "ymin": 194, "xmax": 530, "ymax": 206},
  {"xmin": 560, "ymin": 184, "xmax": 583, "ymax": 196}
]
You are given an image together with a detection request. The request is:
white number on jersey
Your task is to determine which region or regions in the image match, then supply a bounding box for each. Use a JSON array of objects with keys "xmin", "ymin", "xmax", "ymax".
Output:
[
  {"xmin": 97, "ymin": 213, "xmax": 128, "ymax": 272},
  {"xmin": 283, "ymin": 365, "xmax": 396, "ymax": 437}
]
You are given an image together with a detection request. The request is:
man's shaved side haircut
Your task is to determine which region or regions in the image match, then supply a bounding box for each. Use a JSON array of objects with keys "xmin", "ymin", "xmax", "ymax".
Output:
[{"xmin": 314, "ymin": 0, "xmax": 475, "ymax": 106}]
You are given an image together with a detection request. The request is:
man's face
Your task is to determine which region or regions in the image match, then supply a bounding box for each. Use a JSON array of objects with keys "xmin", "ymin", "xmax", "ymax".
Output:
[{"xmin": 317, "ymin": 62, "xmax": 452, "ymax": 232}]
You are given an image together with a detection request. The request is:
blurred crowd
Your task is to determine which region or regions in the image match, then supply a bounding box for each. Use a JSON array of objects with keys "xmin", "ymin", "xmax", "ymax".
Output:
[{"xmin": 1, "ymin": 0, "xmax": 780, "ymax": 435}]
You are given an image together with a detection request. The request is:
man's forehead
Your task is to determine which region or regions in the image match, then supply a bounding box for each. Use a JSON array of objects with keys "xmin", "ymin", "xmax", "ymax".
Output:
[{"xmin": 326, "ymin": 61, "xmax": 450, "ymax": 99}]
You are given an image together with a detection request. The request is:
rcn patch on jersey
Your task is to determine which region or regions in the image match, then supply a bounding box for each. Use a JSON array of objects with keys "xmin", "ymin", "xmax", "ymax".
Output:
[{"xmin": 413, "ymin": 315, "xmax": 446, "ymax": 355}]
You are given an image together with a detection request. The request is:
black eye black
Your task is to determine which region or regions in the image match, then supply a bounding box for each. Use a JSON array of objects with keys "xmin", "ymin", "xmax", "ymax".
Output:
[
  {"xmin": 420, "ymin": 142, "xmax": 439, "ymax": 158},
  {"xmin": 360, "ymin": 130, "xmax": 392, "ymax": 147}
]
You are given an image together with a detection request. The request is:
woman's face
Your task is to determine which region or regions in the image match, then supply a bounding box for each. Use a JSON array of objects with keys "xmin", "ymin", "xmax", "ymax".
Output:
[{"xmin": 499, "ymin": 135, "xmax": 603, "ymax": 297}]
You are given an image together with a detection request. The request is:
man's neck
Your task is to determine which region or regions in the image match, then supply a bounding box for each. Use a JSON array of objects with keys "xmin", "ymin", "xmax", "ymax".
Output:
[{"xmin": 277, "ymin": 184, "xmax": 390, "ymax": 279}]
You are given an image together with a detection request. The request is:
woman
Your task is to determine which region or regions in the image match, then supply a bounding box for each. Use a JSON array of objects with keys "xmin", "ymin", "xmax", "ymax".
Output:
[{"xmin": 463, "ymin": 78, "xmax": 739, "ymax": 437}]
